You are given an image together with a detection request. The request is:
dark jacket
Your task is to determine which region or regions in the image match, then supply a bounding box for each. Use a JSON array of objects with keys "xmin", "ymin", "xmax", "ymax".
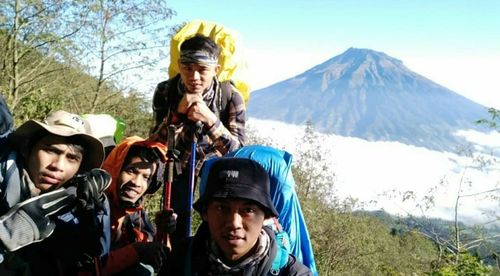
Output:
[
  {"xmin": 0, "ymin": 145, "xmax": 110, "ymax": 276},
  {"xmin": 151, "ymin": 75, "xmax": 246, "ymax": 175},
  {"xmin": 161, "ymin": 223, "xmax": 312, "ymax": 276}
]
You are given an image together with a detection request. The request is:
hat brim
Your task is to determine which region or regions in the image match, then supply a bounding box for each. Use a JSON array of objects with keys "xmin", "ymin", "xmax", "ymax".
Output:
[
  {"xmin": 193, "ymin": 183, "xmax": 278, "ymax": 217},
  {"xmin": 9, "ymin": 120, "xmax": 104, "ymax": 170}
]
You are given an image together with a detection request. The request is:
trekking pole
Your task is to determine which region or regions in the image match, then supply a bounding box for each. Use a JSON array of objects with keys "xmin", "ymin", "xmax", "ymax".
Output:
[
  {"xmin": 157, "ymin": 125, "xmax": 176, "ymax": 249},
  {"xmin": 186, "ymin": 121, "xmax": 203, "ymax": 237}
]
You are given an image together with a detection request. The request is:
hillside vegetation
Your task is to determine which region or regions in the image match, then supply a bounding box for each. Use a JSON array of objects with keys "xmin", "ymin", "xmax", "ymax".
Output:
[{"xmin": 2, "ymin": 2, "xmax": 499, "ymax": 274}]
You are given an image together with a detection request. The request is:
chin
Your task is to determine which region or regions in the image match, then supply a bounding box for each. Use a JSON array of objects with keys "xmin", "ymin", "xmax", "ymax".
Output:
[{"xmin": 119, "ymin": 197, "xmax": 139, "ymax": 207}]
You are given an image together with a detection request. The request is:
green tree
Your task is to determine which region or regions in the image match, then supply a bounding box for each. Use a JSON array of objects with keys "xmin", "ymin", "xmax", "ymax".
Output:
[
  {"xmin": 0, "ymin": 0, "xmax": 85, "ymax": 110},
  {"xmin": 293, "ymin": 120, "xmax": 335, "ymax": 201},
  {"xmin": 430, "ymin": 252, "xmax": 492, "ymax": 275},
  {"xmin": 72, "ymin": 0, "xmax": 175, "ymax": 113}
]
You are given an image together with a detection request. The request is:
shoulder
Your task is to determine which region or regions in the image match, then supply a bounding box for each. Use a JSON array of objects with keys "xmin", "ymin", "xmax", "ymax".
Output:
[
  {"xmin": 154, "ymin": 80, "xmax": 170, "ymax": 97},
  {"xmin": 281, "ymin": 254, "xmax": 313, "ymax": 276},
  {"xmin": 154, "ymin": 76, "xmax": 182, "ymax": 95},
  {"xmin": 264, "ymin": 226, "xmax": 311, "ymax": 276},
  {"xmin": 153, "ymin": 76, "xmax": 183, "ymax": 106},
  {"xmin": 221, "ymin": 81, "xmax": 244, "ymax": 107}
]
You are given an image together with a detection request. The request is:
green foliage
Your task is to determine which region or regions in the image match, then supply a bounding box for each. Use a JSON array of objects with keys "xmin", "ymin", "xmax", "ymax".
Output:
[
  {"xmin": 430, "ymin": 252, "xmax": 492, "ymax": 275},
  {"xmin": 300, "ymin": 196, "xmax": 438, "ymax": 275}
]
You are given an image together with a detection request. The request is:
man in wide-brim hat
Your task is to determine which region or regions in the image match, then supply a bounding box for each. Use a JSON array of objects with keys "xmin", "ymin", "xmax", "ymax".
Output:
[{"xmin": 0, "ymin": 110, "xmax": 111, "ymax": 275}]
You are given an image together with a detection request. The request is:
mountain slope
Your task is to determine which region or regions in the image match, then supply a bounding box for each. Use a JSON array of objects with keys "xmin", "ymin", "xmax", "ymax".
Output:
[{"xmin": 247, "ymin": 48, "xmax": 489, "ymax": 151}]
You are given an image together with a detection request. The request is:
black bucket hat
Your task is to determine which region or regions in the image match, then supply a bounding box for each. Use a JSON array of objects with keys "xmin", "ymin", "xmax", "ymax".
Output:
[{"xmin": 193, "ymin": 157, "xmax": 278, "ymax": 217}]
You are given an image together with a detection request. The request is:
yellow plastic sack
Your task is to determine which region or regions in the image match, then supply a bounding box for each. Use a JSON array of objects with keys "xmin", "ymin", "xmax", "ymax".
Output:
[{"xmin": 168, "ymin": 20, "xmax": 250, "ymax": 104}]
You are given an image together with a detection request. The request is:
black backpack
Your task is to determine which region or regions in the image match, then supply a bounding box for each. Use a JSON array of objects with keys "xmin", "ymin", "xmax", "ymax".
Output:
[{"xmin": 0, "ymin": 94, "xmax": 13, "ymax": 140}]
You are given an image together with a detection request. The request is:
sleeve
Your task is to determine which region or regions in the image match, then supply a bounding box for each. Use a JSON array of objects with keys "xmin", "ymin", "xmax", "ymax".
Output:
[{"xmin": 205, "ymin": 88, "xmax": 246, "ymax": 155}]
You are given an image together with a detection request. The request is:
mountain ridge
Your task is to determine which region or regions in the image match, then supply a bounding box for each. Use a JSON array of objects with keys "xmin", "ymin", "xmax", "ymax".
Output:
[{"xmin": 247, "ymin": 48, "xmax": 489, "ymax": 152}]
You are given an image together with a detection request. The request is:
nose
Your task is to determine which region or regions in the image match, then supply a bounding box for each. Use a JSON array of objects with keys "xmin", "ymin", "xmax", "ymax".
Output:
[
  {"xmin": 130, "ymin": 174, "xmax": 148, "ymax": 188},
  {"xmin": 129, "ymin": 175, "xmax": 140, "ymax": 186},
  {"xmin": 225, "ymin": 211, "xmax": 243, "ymax": 229},
  {"xmin": 190, "ymin": 70, "xmax": 201, "ymax": 81},
  {"xmin": 49, "ymin": 155, "xmax": 65, "ymax": 171}
]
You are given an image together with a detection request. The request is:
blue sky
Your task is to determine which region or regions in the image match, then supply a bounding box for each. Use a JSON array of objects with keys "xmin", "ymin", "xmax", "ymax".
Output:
[{"xmin": 165, "ymin": 0, "xmax": 500, "ymax": 108}]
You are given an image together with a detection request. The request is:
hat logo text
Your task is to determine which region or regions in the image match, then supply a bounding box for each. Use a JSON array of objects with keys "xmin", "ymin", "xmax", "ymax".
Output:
[{"xmin": 219, "ymin": 170, "xmax": 239, "ymax": 179}]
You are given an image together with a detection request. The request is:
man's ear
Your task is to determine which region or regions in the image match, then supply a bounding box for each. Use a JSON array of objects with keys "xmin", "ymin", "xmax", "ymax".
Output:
[
  {"xmin": 19, "ymin": 140, "xmax": 31, "ymax": 160},
  {"xmin": 214, "ymin": 64, "xmax": 221, "ymax": 75},
  {"xmin": 202, "ymin": 208, "xmax": 209, "ymax": 221}
]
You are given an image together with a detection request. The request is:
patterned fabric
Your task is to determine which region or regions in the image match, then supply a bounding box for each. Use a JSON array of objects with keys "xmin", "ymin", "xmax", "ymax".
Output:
[
  {"xmin": 180, "ymin": 49, "xmax": 218, "ymax": 66},
  {"xmin": 207, "ymin": 229, "xmax": 270, "ymax": 275}
]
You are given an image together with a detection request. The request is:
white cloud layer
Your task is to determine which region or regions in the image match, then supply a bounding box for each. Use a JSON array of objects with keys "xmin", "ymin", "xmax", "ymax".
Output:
[{"xmin": 249, "ymin": 118, "xmax": 500, "ymax": 226}]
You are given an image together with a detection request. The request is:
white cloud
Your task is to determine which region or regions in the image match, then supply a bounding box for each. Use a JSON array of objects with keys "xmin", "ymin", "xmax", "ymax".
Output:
[
  {"xmin": 249, "ymin": 118, "xmax": 500, "ymax": 225},
  {"xmin": 455, "ymin": 129, "xmax": 500, "ymax": 148}
]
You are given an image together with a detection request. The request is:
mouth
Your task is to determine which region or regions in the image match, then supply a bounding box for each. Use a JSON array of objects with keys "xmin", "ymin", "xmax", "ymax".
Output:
[
  {"xmin": 120, "ymin": 185, "xmax": 141, "ymax": 199},
  {"xmin": 40, "ymin": 174, "xmax": 62, "ymax": 185},
  {"xmin": 224, "ymin": 234, "xmax": 245, "ymax": 246},
  {"xmin": 187, "ymin": 83, "xmax": 202, "ymax": 91}
]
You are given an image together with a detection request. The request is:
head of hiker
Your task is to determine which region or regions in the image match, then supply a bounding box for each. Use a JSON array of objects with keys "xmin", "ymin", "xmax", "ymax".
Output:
[
  {"xmin": 117, "ymin": 146, "xmax": 161, "ymax": 205},
  {"xmin": 83, "ymin": 113, "xmax": 125, "ymax": 157},
  {"xmin": 178, "ymin": 34, "xmax": 221, "ymax": 95},
  {"xmin": 8, "ymin": 110, "xmax": 104, "ymax": 192},
  {"xmin": 193, "ymin": 157, "xmax": 278, "ymax": 263},
  {"xmin": 103, "ymin": 137, "xmax": 166, "ymax": 208}
]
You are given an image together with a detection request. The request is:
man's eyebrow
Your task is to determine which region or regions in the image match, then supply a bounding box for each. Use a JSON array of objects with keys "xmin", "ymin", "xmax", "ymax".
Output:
[
  {"xmin": 123, "ymin": 161, "xmax": 155, "ymax": 171},
  {"xmin": 67, "ymin": 152, "xmax": 83, "ymax": 159}
]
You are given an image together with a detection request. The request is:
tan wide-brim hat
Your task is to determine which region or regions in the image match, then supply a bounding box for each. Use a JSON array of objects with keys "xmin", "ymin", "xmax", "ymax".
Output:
[{"xmin": 9, "ymin": 110, "xmax": 105, "ymax": 170}]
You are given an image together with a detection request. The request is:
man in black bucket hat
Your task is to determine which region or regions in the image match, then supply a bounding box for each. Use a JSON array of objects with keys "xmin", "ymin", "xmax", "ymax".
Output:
[{"xmin": 160, "ymin": 157, "xmax": 311, "ymax": 275}]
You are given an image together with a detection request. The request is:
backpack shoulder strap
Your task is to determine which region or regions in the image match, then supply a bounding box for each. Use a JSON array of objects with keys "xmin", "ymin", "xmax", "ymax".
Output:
[
  {"xmin": 152, "ymin": 75, "xmax": 183, "ymax": 128},
  {"xmin": 268, "ymin": 218, "xmax": 291, "ymax": 275},
  {"xmin": 217, "ymin": 80, "xmax": 235, "ymax": 124},
  {"xmin": 166, "ymin": 74, "xmax": 184, "ymax": 108}
]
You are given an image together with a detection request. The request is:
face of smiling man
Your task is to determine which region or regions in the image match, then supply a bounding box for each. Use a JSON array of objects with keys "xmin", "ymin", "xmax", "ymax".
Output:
[
  {"xmin": 26, "ymin": 134, "xmax": 83, "ymax": 192},
  {"xmin": 203, "ymin": 198, "xmax": 267, "ymax": 263},
  {"xmin": 178, "ymin": 62, "xmax": 220, "ymax": 95},
  {"xmin": 117, "ymin": 156, "xmax": 157, "ymax": 205}
]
